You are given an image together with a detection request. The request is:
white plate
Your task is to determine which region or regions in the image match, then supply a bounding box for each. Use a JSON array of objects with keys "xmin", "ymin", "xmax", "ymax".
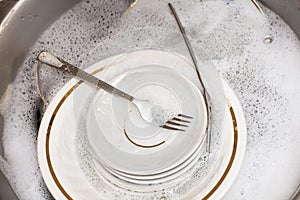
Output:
[
  {"xmin": 97, "ymin": 134, "xmax": 204, "ymax": 185},
  {"xmin": 37, "ymin": 51, "xmax": 247, "ymax": 200},
  {"xmin": 85, "ymin": 50, "xmax": 208, "ymax": 175}
]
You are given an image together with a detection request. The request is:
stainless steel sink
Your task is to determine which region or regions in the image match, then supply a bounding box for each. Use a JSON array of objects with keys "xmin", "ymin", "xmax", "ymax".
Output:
[{"xmin": 0, "ymin": 0, "xmax": 299, "ymax": 199}]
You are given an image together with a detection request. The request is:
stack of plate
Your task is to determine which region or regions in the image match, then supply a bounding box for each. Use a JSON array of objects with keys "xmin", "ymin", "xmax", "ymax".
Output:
[
  {"xmin": 83, "ymin": 50, "xmax": 209, "ymax": 190},
  {"xmin": 38, "ymin": 50, "xmax": 247, "ymax": 199}
]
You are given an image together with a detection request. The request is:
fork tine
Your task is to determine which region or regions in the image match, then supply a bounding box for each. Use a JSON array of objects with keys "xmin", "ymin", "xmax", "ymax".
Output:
[
  {"xmin": 166, "ymin": 120, "xmax": 189, "ymax": 127},
  {"xmin": 172, "ymin": 117, "xmax": 190, "ymax": 123},
  {"xmin": 160, "ymin": 113, "xmax": 192, "ymax": 132},
  {"xmin": 160, "ymin": 125, "xmax": 185, "ymax": 132},
  {"xmin": 178, "ymin": 114, "xmax": 193, "ymax": 119}
]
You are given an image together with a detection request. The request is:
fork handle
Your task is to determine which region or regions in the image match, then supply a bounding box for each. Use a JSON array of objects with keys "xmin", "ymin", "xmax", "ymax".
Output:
[{"xmin": 37, "ymin": 51, "xmax": 134, "ymax": 101}]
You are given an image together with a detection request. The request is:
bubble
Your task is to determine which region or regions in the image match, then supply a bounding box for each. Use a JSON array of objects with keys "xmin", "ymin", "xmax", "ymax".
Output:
[{"xmin": 263, "ymin": 35, "xmax": 274, "ymax": 44}]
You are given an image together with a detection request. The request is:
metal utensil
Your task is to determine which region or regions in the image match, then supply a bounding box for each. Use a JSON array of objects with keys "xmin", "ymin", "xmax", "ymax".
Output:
[
  {"xmin": 290, "ymin": 183, "xmax": 300, "ymax": 200},
  {"xmin": 168, "ymin": 3, "xmax": 212, "ymax": 150},
  {"xmin": 36, "ymin": 51, "xmax": 192, "ymax": 131}
]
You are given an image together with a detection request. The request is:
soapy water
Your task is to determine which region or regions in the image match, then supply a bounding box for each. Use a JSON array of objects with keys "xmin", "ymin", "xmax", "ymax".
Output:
[
  {"xmin": 150, "ymin": 105, "xmax": 166, "ymax": 125},
  {"xmin": 0, "ymin": 0, "xmax": 299, "ymax": 199}
]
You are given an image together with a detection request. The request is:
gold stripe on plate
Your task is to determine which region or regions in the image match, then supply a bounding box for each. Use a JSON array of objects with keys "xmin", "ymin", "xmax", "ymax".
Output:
[
  {"xmin": 45, "ymin": 67, "xmax": 103, "ymax": 200},
  {"xmin": 202, "ymin": 105, "xmax": 238, "ymax": 200}
]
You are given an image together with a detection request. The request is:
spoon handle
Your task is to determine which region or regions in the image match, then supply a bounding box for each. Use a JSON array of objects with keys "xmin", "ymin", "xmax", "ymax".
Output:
[{"xmin": 36, "ymin": 51, "xmax": 134, "ymax": 101}]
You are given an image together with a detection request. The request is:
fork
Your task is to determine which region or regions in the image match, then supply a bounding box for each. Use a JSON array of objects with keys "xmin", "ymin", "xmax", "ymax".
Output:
[{"xmin": 36, "ymin": 51, "xmax": 192, "ymax": 131}]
